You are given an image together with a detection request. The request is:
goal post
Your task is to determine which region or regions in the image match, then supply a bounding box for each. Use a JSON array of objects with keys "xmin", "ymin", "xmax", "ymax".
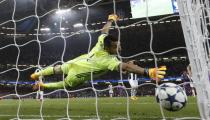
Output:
[{"xmin": 177, "ymin": 0, "xmax": 210, "ymax": 119}]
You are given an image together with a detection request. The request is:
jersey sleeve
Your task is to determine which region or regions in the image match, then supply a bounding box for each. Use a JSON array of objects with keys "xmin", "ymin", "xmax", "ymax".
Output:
[
  {"xmin": 89, "ymin": 34, "xmax": 107, "ymax": 54},
  {"xmin": 98, "ymin": 34, "xmax": 107, "ymax": 45},
  {"xmin": 106, "ymin": 56, "xmax": 121, "ymax": 71}
]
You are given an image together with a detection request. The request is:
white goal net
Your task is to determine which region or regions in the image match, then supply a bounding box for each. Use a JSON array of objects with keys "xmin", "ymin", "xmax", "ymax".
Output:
[
  {"xmin": 0, "ymin": 0, "xmax": 206, "ymax": 119},
  {"xmin": 178, "ymin": 0, "xmax": 210, "ymax": 119}
]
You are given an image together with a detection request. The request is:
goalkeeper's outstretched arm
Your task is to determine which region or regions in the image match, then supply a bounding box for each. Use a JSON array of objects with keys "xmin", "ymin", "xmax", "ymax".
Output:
[{"xmin": 120, "ymin": 62, "xmax": 167, "ymax": 81}]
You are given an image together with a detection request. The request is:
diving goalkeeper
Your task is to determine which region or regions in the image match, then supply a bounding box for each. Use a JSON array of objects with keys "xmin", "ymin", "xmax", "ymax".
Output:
[{"xmin": 31, "ymin": 14, "xmax": 167, "ymax": 90}]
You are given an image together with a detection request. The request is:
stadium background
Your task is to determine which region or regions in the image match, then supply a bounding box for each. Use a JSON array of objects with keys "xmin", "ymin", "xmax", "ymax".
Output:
[
  {"xmin": 0, "ymin": 0, "xmax": 199, "ymax": 119},
  {"xmin": 0, "ymin": 0, "xmax": 187, "ymax": 88}
]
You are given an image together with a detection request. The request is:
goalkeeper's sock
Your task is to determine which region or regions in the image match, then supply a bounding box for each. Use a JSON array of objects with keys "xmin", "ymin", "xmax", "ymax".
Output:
[
  {"xmin": 31, "ymin": 67, "xmax": 54, "ymax": 80},
  {"xmin": 37, "ymin": 66, "xmax": 54, "ymax": 76},
  {"xmin": 43, "ymin": 81, "xmax": 67, "ymax": 89}
]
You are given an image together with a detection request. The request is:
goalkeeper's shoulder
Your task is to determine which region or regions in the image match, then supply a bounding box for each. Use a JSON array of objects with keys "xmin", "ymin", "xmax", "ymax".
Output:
[{"xmin": 98, "ymin": 33, "xmax": 107, "ymax": 42}]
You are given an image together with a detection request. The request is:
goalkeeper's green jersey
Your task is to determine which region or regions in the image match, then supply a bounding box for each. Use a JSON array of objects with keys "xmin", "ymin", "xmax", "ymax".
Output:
[{"xmin": 61, "ymin": 34, "xmax": 121, "ymax": 87}]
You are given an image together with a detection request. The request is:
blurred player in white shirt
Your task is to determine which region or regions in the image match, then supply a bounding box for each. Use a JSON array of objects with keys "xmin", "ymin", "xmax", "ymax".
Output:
[
  {"xmin": 128, "ymin": 73, "xmax": 138, "ymax": 100},
  {"xmin": 36, "ymin": 90, "xmax": 44, "ymax": 102},
  {"xmin": 108, "ymin": 83, "xmax": 114, "ymax": 97}
]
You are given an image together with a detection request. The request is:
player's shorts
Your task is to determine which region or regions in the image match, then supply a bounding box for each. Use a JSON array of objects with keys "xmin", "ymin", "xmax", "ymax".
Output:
[{"xmin": 60, "ymin": 62, "xmax": 91, "ymax": 88}]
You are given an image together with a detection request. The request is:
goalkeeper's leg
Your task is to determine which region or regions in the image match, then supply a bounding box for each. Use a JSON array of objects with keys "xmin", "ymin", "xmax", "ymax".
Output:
[
  {"xmin": 31, "ymin": 65, "xmax": 63, "ymax": 80},
  {"xmin": 33, "ymin": 81, "xmax": 67, "ymax": 90},
  {"xmin": 33, "ymin": 73, "xmax": 83, "ymax": 90}
]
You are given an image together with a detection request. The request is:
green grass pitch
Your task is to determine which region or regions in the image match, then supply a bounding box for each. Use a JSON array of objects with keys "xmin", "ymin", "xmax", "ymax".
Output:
[{"xmin": 0, "ymin": 96, "xmax": 199, "ymax": 120}]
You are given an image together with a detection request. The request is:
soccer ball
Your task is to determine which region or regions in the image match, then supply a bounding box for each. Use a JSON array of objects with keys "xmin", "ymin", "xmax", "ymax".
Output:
[{"xmin": 155, "ymin": 83, "xmax": 187, "ymax": 111}]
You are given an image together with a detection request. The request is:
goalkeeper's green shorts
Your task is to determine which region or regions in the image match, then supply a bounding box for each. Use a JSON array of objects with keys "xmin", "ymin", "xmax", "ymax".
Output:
[{"xmin": 60, "ymin": 63, "xmax": 87, "ymax": 88}]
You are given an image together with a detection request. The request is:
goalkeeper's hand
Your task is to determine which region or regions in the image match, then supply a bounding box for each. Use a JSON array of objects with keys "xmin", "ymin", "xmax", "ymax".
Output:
[
  {"xmin": 144, "ymin": 66, "xmax": 167, "ymax": 81},
  {"xmin": 108, "ymin": 14, "xmax": 119, "ymax": 22}
]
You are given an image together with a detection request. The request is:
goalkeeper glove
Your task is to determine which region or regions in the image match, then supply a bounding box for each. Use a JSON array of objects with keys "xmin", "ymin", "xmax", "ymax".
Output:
[
  {"xmin": 108, "ymin": 14, "xmax": 119, "ymax": 22},
  {"xmin": 144, "ymin": 66, "xmax": 167, "ymax": 81}
]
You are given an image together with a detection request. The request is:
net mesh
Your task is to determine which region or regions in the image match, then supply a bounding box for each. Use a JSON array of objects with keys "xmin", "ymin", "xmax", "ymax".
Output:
[
  {"xmin": 0, "ymin": 0, "xmax": 205, "ymax": 119},
  {"xmin": 178, "ymin": 0, "xmax": 210, "ymax": 119}
]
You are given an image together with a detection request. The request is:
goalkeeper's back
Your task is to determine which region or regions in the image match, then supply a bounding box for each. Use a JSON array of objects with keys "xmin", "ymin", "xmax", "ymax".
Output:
[{"xmin": 88, "ymin": 34, "xmax": 107, "ymax": 56}]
